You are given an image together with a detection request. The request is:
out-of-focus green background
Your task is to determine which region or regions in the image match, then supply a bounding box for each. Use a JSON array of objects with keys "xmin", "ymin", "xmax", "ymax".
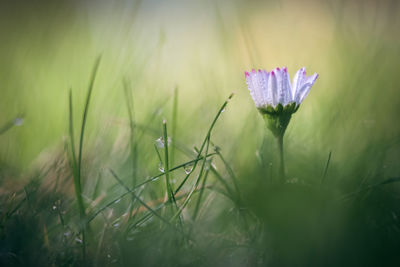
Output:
[
  {"xmin": 1, "ymin": 0, "xmax": 400, "ymax": 266},
  {"xmin": 1, "ymin": 0, "xmax": 399, "ymax": 177}
]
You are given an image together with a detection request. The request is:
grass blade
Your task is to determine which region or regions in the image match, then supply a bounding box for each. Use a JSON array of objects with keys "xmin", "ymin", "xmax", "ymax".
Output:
[
  {"xmin": 162, "ymin": 120, "xmax": 174, "ymax": 203},
  {"xmin": 174, "ymin": 93, "xmax": 234, "ymax": 196},
  {"xmin": 212, "ymin": 143, "xmax": 240, "ymax": 199},
  {"xmin": 172, "ymin": 135, "xmax": 211, "ymax": 220},
  {"xmin": 321, "ymin": 151, "xmax": 332, "ymax": 184},
  {"xmin": 192, "ymin": 165, "xmax": 211, "ymax": 220},
  {"xmin": 87, "ymin": 153, "xmax": 216, "ymax": 223},
  {"xmin": 109, "ymin": 169, "xmax": 188, "ymax": 238},
  {"xmin": 68, "ymin": 56, "xmax": 101, "ymax": 260},
  {"xmin": 123, "ymin": 78, "xmax": 138, "ymax": 187},
  {"xmin": 77, "ymin": 56, "xmax": 102, "ymax": 187},
  {"xmin": 0, "ymin": 116, "xmax": 23, "ymax": 135}
]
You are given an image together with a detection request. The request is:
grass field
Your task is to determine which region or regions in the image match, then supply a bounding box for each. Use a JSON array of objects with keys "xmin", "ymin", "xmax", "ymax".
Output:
[{"xmin": 1, "ymin": 0, "xmax": 400, "ymax": 266}]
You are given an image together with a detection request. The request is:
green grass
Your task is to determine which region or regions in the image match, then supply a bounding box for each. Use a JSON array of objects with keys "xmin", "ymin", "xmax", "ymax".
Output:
[{"xmin": 1, "ymin": 0, "xmax": 400, "ymax": 266}]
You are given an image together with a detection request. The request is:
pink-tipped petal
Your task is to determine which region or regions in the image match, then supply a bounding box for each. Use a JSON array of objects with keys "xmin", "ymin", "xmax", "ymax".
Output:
[
  {"xmin": 268, "ymin": 70, "xmax": 278, "ymax": 106},
  {"xmin": 244, "ymin": 66, "xmax": 317, "ymax": 109}
]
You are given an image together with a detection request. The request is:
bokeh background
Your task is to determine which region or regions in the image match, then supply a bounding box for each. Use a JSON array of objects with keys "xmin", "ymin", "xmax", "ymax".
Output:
[{"xmin": 1, "ymin": 0, "xmax": 400, "ymax": 266}]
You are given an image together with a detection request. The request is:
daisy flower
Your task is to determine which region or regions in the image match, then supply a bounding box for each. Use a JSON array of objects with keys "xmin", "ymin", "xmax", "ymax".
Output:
[
  {"xmin": 244, "ymin": 66, "xmax": 319, "ymax": 179},
  {"xmin": 245, "ymin": 67, "xmax": 318, "ymax": 112}
]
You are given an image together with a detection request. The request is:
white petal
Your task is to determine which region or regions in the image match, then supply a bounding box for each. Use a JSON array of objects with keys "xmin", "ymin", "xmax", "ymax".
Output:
[
  {"xmin": 251, "ymin": 70, "xmax": 265, "ymax": 107},
  {"xmin": 268, "ymin": 70, "xmax": 279, "ymax": 107},
  {"xmin": 292, "ymin": 67, "xmax": 306, "ymax": 103},
  {"xmin": 297, "ymin": 73, "xmax": 318, "ymax": 104},
  {"xmin": 259, "ymin": 70, "xmax": 271, "ymax": 107},
  {"xmin": 245, "ymin": 71, "xmax": 260, "ymax": 107},
  {"xmin": 275, "ymin": 67, "xmax": 284, "ymax": 105},
  {"xmin": 281, "ymin": 67, "xmax": 292, "ymax": 105}
]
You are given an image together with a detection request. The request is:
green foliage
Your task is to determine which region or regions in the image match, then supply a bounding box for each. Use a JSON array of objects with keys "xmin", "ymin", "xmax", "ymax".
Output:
[
  {"xmin": 1, "ymin": 0, "xmax": 400, "ymax": 266},
  {"xmin": 260, "ymin": 102, "xmax": 297, "ymax": 138}
]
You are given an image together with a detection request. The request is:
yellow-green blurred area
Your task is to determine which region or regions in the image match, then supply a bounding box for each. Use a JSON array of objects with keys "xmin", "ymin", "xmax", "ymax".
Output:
[
  {"xmin": 2, "ymin": 0, "xmax": 400, "ymax": 266},
  {"xmin": 1, "ymin": 0, "xmax": 400, "ymax": 176}
]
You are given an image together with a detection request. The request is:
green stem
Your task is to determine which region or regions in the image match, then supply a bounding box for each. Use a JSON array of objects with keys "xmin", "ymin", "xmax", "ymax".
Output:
[
  {"xmin": 162, "ymin": 120, "xmax": 174, "ymax": 205},
  {"xmin": 69, "ymin": 56, "xmax": 101, "ymax": 261},
  {"xmin": 69, "ymin": 90, "xmax": 87, "ymax": 260},
  {"xmin": 276, "ymin": 134, "xmax": 285, "ymax": 181}
]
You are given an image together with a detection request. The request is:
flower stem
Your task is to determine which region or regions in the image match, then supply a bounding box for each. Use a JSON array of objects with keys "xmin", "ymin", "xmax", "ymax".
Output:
[{"xmin": 276, "ymin": 133, "xmax": 285, "ymax": 181}]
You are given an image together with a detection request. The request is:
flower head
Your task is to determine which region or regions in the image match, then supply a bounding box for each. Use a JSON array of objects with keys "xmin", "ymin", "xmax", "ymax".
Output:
[
  {"xmin": 245, "ymin": 67, "xmax": 318, "ymax": 110},
  {"xmin": 245, "ymin": 67, "xmax": 318, "ymax": 137}
]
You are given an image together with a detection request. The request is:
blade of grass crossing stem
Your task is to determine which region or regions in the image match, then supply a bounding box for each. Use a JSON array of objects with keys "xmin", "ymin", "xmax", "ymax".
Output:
[
  {"xmin": 87, "ymin": 154, "xmax": 216, "ymax": 222},
  {"xmin": 194, "ymin": 146, "xmax": 236, "ymax": 200},
  {"xmin": 162, "ymin": 120, "xmax": 173, "ymax": 202},
  {"xmin": 109, "ymin": 169, "xmax": 188, "ymax": 238},
  {"xmin": 174, "ymin": 93, "xmax": 234, "ymax": 196},
  {"xmin": 124, "ymin": 186, "xmax": 210, "ymax": 234},
  {"xmin": 174, "ymin": 167, "xmax": 196, "ymax": 194},
  {"xmin": 209, "ymin": 167, "xmax": 236, "ymax": 198},
  {"xmin": 162, "ymin": 120, "xmax": 179, "ymax": 209},
  {"xmin": 214, "ymin": 147, "xmax": 240, "ymax": 199},
  {"xmin": 192, "ymin": 164, "xmax": 211, "ymax": 220},
  {"xmin": 162, "ymin": 120, "xmax": 183, "ymax": 228},
  {"xmin": 87, "ymin": 190, "xmax": 131, "ymax": 223},
  {"xmin": 88, "ymin": 172, "xmax": 216, "ymax": 225},
  {"xmin": 110, "ymin": 151, "xmax": 215, "ymax": 193},
  {"xmin": 172, "ymin": 135, "xmax": 211, "ymax": 221}
]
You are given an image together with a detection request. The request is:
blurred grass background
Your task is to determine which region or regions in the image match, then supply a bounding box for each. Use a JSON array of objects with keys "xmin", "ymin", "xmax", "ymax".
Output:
[{"xmin": 1, "ymin": 0, "xmax": 400, "ymax": 266}]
